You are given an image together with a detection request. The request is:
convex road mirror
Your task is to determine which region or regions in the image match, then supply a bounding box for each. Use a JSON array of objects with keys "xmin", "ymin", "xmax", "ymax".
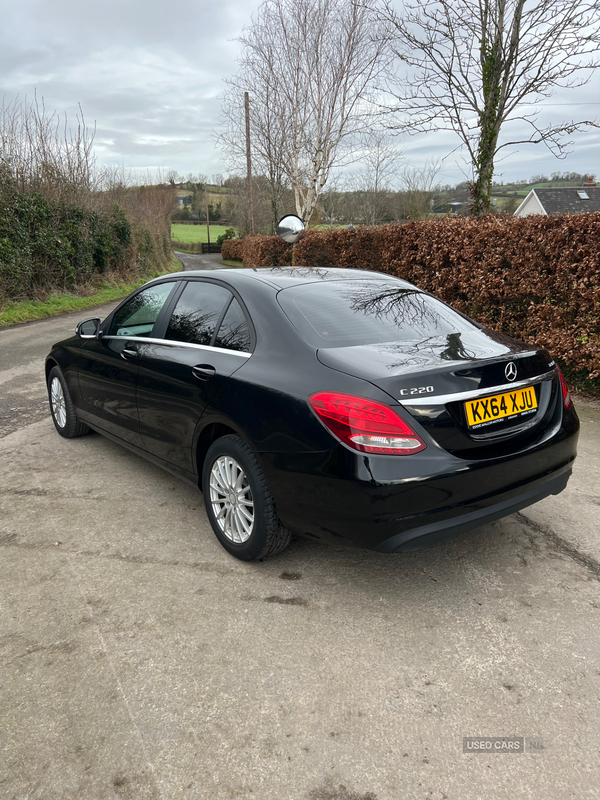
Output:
[{"xmin": 277, "ymin": 214, "xmax": 305, "ymax": 244}]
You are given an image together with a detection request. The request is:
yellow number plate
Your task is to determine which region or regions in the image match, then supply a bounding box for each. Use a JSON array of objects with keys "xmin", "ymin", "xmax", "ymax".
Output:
[{"xmin": 465, "ymin": 386, "xmax": 538, "ymax": 429}]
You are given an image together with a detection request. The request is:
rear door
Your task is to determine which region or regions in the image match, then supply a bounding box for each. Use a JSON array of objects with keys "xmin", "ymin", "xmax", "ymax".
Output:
[{"xmin": 135, "ymin": 279, "xmax": 253, "ymax": 473}]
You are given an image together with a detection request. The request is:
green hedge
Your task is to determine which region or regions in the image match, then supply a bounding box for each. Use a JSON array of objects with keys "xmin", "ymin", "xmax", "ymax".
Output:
[
  {"xmin": 0, "ymin": 185, "xmax": 167, "ymax": 304},
  {"xmin": 226, "ymin": 216, "xmax": 600, "ymax": 391},
  {"xmin": 221, "ymin": 234, "xmax": 291, "ymax": 266},
  {"xmin": 221, "ymin": 237, "xmax": 245, "ymax": 262}
]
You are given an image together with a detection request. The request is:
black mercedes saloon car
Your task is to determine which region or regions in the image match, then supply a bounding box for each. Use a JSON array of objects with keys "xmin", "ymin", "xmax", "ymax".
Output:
[{"xmin": 45, "ymin": 266, "xmax": 579, "ymax": 560}]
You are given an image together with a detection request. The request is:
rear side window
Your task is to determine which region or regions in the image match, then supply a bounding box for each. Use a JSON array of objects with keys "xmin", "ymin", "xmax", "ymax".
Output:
[
  {"xmin": 214, "ymin": 299, "xmax": 252, "ymax": 352},
  {"xmin": 277, "ymin": 280, "xmax": 477, "ymax": 348},
  {"xmin": 165, "ymin": 281, "xmax": 231, "ymax": 346}
]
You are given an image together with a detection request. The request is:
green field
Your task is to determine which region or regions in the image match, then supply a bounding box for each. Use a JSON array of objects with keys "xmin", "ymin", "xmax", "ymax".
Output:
[
  {"xmin": 171, "ymin": 224, "xmax": 234, "ymax": 243},
  {"xmin": 491, "ymin": 180, "xmax": 592, "ymax": 198}
]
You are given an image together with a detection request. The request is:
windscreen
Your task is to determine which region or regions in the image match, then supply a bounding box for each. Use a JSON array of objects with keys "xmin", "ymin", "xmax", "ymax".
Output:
[{"xmin": 277, "ymin": 280, "xmax": 477, "ymax": 348}]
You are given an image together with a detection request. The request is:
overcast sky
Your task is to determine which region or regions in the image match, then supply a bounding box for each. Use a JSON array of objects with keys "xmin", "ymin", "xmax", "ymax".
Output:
[{"xmin": 1, "ymin": 0, "xmax": 599, "ymax": 188}]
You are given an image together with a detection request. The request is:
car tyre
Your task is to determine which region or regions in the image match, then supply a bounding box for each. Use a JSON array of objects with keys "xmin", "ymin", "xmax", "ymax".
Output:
[
  {"xmin": 48, "ymin": 366, "xmax": 89, "ymax": 438},
  {"xmin": 202, "ymin": 434, "xmax": 292, "ymax": 561}
]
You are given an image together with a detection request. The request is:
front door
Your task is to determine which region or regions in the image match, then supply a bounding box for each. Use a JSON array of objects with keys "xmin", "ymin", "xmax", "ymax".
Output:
[{"xmin": 77, "ymin": 281, "xmax": 178, "ymax": 446}]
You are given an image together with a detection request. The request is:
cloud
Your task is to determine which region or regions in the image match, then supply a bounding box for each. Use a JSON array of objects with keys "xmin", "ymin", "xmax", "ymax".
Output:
[
  {"xmin": 1, "ymin": 0, "xmax": 598, "ymax": 184},
  {"xmin": 0, "ymin": 0, "xmax": 256, "ymax": 176}
]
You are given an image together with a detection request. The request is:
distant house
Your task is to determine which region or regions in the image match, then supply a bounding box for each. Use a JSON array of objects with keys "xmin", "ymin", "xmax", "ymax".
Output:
[{"xmin": 514, "ymin": 187, "xmax": 600, "ymax": 217}]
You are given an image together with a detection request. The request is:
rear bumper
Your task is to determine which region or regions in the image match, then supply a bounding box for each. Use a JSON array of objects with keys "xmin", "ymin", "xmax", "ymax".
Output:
[
  {"xmin": 375, "ymin": 466, "xmax": 570, "ymax": 552},
  {"xmin": 258, "ymin": 417, "xmax": 578, "ymax": 552}
]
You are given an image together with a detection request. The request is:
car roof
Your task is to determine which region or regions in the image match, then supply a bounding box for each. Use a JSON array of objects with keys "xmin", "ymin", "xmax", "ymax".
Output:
[{"xmin": 154, "ymin": 266, "xmax": 415, "ymax": 290}]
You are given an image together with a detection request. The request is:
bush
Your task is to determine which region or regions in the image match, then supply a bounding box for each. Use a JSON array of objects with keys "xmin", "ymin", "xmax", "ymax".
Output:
[
  {"xmin": 0, "ymin": 184, "xmax": 169, "ymax": 304},
  {"xmin": 221, "ymin": 237, "xmax": 245, "ymax": 262},
  {"xmin": 172, "ymin": 207, "xmax": 193, "ymax": 221},
  {"xmin": 294, "ymin": 226, "xmax": 386, "ymax": 272},
  {"xmin": 221, "ymin": 234, "xmax": 292, "ymax": 266},
  {"xmin": 216, "ymin": 227, "xmax": 236, "ymax": 246},
  {"xmin": 173, "ymin": 216, "xmax": 600, "ymax": 387},
  {"xmin": 0, "ymin": 100, "xmax": 174, "ymax": 306},
  {"xmin": 240, "ymin": 234, "xmax": 293, "ymax": 266}
]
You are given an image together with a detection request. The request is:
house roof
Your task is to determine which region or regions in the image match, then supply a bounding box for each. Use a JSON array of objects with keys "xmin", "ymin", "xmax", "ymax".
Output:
[{"xmin": 520, "ymin": 186, "xmax": 600, "ymax": 215}]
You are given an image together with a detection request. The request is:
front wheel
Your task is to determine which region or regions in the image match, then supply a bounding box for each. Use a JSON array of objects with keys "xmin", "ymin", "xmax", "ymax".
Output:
[
  {"xmin": 47, "ymin": 366, "xmax": 89, "ymax": 438},
  {"xmin": 202, "ymin": 435, "xmax": 291, "ymax": 561}
]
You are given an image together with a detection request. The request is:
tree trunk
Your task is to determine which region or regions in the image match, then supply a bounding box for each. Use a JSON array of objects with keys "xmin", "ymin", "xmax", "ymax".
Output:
[
  {"xmin": 471, "ymin": 134, "xmax": 496, "ymax": 216},
  {"xmin": 271, "ymin": 194, "xmax": 278, "ymax": 235},
  {"xmin": 471, "ymin": 13, "xmax": 502, "ymax": 217}
]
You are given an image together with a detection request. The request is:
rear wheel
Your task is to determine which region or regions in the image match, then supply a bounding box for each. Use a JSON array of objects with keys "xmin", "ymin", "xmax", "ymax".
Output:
[
  {"xmin": 47, "ymin": 366, "xmax": 89, "ymax": 438},
  {"xmin": 202, "ymin": 435, "xmax": 291, "ymax": 561}
]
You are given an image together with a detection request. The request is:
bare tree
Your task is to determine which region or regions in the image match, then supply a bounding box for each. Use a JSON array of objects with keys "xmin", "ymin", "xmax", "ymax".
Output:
[
  {"xmin": 224, "ymin": 174, "xmax": 294, "ymax": 235},
  {"xmin": 319, "ymin": 174, "xmax": 348, "ymax": 226},
  {"xmin": 397, "ymin": 160, "xmax": 441, "ymax": 220},
  {"xmin": 219, "ymin": 0, "xmax": 390, "ymax": 224},
  {"xmin": 346, "ymin": 130, "xmax": 403, "ymax": 224},
  {"xmin": 219, "ymin": 89, "xmax": 290, "ymax": 233},
  {"xmin": 1, "ymin": 94, "xmax": 98, "ymax": 204},
  {"xmin": 380, "ymin": 0, "xmax": 600, "ymax": 215},
  {"xmin": 188, "ymin": 176, "xmax": 207, "ymax": 218}
]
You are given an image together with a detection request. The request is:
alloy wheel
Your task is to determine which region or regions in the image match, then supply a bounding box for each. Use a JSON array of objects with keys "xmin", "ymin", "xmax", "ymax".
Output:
[
  {"xmin": 209, "ymin": 455, "xmax": 255, "ymax": 543},
  {"xmin": 51, "ymin": 377, "xmax": 67, "ymax": 428}
]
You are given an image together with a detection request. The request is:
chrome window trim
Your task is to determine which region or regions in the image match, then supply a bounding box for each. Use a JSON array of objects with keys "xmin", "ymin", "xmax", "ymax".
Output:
[
  {"xmin": 400, "ymin": 369, "xmax": 557, "ymax": 406},
  {"xmin": 99, "ymin": 335, "xmax": 252, "ymax": 359}
]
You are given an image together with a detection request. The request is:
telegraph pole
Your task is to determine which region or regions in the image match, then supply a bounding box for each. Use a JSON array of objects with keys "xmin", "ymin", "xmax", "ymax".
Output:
[{"xmin": 244, "ymin": 91, "xmax": 255, "ymax": 235}]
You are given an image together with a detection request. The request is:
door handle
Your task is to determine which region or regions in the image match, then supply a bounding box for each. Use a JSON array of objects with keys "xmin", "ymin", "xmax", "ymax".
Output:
[
  {"xmin": 121, "ymin": 347, "xmax": 138, "ymax": 360},
  {"xmin": 192, "ymin": 364, "xmax": 216, "ymax": 380}
]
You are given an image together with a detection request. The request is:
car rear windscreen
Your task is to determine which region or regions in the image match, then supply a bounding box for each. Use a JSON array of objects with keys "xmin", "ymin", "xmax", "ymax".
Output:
[{"xmin": 277, "ymin": 280, "xmax": 477, "ymax": 348}]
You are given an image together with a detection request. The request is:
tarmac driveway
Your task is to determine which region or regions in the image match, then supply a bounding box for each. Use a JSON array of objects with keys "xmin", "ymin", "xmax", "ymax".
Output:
[{"xmin": 1, "ymin": 299, "xmax": 599, "ymax": 800}]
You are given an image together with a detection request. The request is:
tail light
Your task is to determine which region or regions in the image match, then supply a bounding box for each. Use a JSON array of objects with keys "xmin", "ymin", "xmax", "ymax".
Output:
[
  {"xmin": 309, "ymin": 391, "xmax": 427, "ymax": 455},
  {"xmin": 557, "ymin": 367, "xmax": 572, "ymax": 410}
]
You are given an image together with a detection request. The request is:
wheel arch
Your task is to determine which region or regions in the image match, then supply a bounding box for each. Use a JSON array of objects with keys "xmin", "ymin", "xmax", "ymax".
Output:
[
  {"xmin": 195, "ymin": 421, "xmax": 245, "ymax": 482},
  {"xmin": 45, "ymin": 357, "xmax": 59, "ymax": 382}
]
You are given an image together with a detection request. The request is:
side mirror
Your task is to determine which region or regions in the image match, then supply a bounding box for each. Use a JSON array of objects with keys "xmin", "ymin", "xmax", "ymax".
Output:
[
  {"xmin": 76, "ymin": 318, "xmax": 101, "ymax": 338},
  {"xmin": 277, "ymin": 214, "xmax": 305, "ymax": 244}
]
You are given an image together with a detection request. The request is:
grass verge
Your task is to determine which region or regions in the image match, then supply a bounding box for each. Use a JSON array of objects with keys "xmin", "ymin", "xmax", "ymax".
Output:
[{"xmin": 0, "ymin": 257, "xmax": 182, "ymax": 329}]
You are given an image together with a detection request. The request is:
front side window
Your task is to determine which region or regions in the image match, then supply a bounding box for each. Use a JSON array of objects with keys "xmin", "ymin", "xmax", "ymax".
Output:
[
  {"xmin": 109, "ymin": 282, "xmax": 176, "ymax": 337},
  {"xmin": 165, "ymin": 281, "xmax": 231, "ymax": 346}
]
